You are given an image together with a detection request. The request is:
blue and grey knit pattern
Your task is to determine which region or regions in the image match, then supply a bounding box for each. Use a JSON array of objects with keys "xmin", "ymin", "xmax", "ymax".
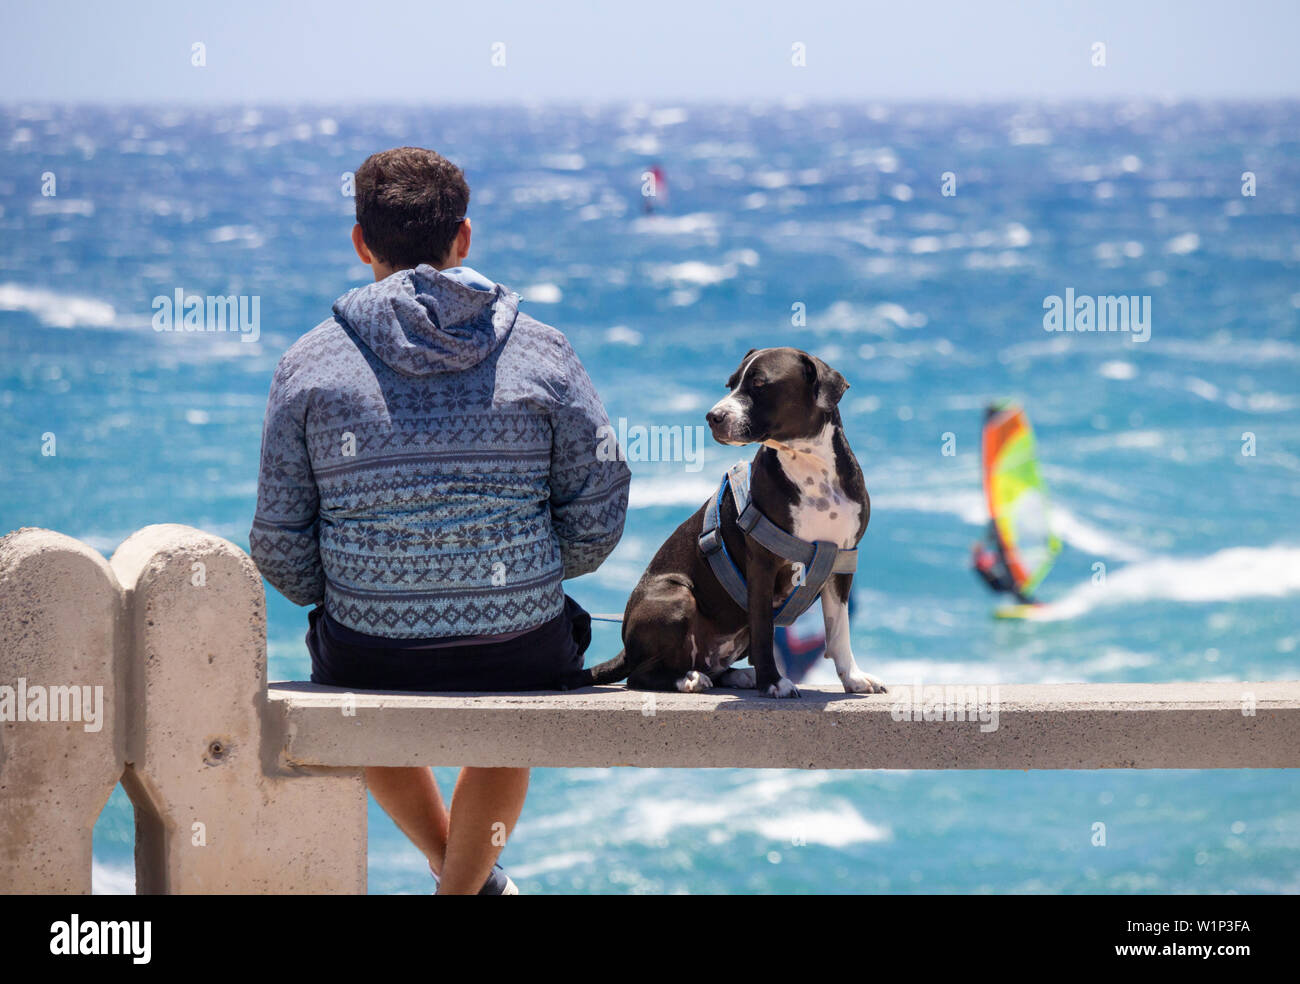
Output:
[{"xmin": 250, "ymin": 264, "xmax": 630, "ymax": 638}]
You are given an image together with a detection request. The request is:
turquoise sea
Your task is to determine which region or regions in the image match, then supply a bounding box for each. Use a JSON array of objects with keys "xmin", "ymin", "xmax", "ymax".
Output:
[{"xmin": 2, "ymin": 102, "xmax": 1297, "ymax": 893}]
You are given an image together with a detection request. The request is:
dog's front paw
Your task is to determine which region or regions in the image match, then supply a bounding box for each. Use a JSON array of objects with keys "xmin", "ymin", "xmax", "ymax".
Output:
[
  {"xmin": 841, "ymin": 669, "xmax": 887, "ymax": 694},
  {"xmin": 675, "ymin": 670, "xmax": 714, "ymax": 693},
  {"xmin": 766, "ymin": 677, "xmax": 800, "ymax": 699}
]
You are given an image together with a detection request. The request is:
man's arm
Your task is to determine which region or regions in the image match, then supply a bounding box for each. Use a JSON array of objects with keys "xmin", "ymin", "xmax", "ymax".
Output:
[
  {"xmin": 549, "ymin": 342, "xmax": 631, "ymax": 579},
  {"xmin": 248, "ymin": 362, "xmax": 325, "ymax": 606}
]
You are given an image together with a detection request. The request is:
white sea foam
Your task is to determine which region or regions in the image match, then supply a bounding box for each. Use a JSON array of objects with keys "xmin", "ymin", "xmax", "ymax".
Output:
[
  {"xmin": 632, "ymin": 212, "xmax": 719, "ymax": 236},
  {"xmin": 649, "ymin": 107, "xmax": 689, "ymax": 127},
  {"xmin": 1037, "ymin": 544, "xmax": 1300, "ymax": 621},
  {"xmin": 754, "ymin": 170, "xmax": 792, "ymax": 189},
  {"xmin": 871, "ymin": 488, "xmax": 988, "ymax": 525},
  {"xmin": 663, "ymin": 391, "xmax": 703, "ymax": 412},
  {"xmin": 605, "ymin": 324, "xmax": 642, "ymax": 345},
  {"xmin": 686, "ymin": 140, "xmax": 758, "ymax": 161},
  {"xmin": 615, "ymin": 133, "xmax": 661, "ymax": 155},
  {"xmin": 889, "ymin": 656, "xmax": 1020, "ymax": 684},
  {"xmin": 29, "ymin": 198, "xmax": 95, "ymax": 217},
  {"xmin": 620, "ymin": 770, "xmax": 888, "ymax": 847},
  {"xmin": 1009, "ymin": 127, "xmax": 1052, "ymax": 146},
  {"xmin": 206, "ymin": 224, "xmax": 263, "ymax": 247},
  {"xmin": 1165, "ymin": 232, "xmax": 1201, "ymax": 255},
  {"xmin": 1050, "ymin": 504, "xmax": 1149, "ymax": 561},
  {"xmin": 1152, "ymin": 338, "xmax": 1300, "ymax": 365},
  {"xmin": 0, "ymin": 283, "xmax": 142, "ymax": 330},
  {"xmin": 752, "ymin": 807, "xmax": 891, "ymax": 847},
  {"xmin": 869, "ymin": 489, "xmax": 1147, "ymax": 562},
  {"xmin": 92, "ymin": 859, "xmax": 136, "ymax": 895},
  {"xmin": 631, "ymin": 798, "xmax": 731, "ymax": 841},
  {"xmin": 1004, "ymin": 222, "xmax": 1033, "ymax": 247},
  {"xmin": 817, "ymin": 300, "xmax": 928, "ymax": 335},
  {"xmin": 628, "ymin": 474, "xmax": 717, "ymax": 509},
  {"xmin": 540, "ymin": 153, "xmax": 586, "ymax": 171},
  {"xmin": 1180, "ymin": 375, "xmax": 1296, "ymax": 413},
  {"xmin": 647, "ymin": 261, "xmax": 736, "ymax": 286},
  {"xmin": 522, "ymin": 283, "xmax": 563, "ymax": 303},
  {"xmin": 508, "ymin": 851, "xmax": 597, "ymax": 879},
  {"xmin": 1099, "ymin": 360, "xmax": 1138, "ymax": 380}
]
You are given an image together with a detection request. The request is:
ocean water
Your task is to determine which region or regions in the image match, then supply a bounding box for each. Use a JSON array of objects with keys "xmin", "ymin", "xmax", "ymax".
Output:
[{"xmin": 2, "ymin": 102, "xmax": 1298, "ymax": 894}]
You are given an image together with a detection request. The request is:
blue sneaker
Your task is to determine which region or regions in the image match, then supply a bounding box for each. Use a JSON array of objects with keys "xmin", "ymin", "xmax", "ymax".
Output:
[
  {"xmin": 430, "ymin": 861, "xmax": 519, "ymax": 895},
  {"xmin": 477, "ymin": 863, "xmax": 519, "ymax": 896}
]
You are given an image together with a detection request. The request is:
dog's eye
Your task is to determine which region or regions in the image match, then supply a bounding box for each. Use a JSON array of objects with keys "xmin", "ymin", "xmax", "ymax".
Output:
[{"xmin": 751, "ymin": 377, "xmax": 767, "ymax": 388}]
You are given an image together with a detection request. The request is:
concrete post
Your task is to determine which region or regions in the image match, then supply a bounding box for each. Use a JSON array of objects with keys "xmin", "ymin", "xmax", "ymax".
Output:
[
  {"xmin": 110, "ymin": 524, "xmax": 366, "ymax": 894},
  {"xmin": 0, "ymin": 528, "xmax": 125, "ymax": 894}
]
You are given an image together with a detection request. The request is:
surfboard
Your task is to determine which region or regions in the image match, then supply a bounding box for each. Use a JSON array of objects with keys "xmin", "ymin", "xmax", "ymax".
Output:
[{"xmin": 993, "ymin": 602, "xmax": 1052, "ymax": 621}]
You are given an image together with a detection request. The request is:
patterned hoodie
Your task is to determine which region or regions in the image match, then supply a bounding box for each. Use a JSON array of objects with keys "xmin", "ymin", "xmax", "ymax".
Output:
[{"xmin": 250, "ymin": 265, "xmax": 630, "ymax": 638}]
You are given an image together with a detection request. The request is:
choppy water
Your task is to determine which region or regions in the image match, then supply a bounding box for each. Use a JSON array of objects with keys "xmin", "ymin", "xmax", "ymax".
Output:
[{"xmin": 2, "ymin": 102, "xmax": 1298, "ymax": 893}]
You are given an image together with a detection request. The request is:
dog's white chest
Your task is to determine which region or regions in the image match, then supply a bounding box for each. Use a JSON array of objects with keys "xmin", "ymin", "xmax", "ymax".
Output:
[
  {"xmin": 789, "ymin": 493, "xmax": 860, "ymax": 548},
  {"xmin": 774, "ymin": 444, "xmax": 861, "ymax": 549}
]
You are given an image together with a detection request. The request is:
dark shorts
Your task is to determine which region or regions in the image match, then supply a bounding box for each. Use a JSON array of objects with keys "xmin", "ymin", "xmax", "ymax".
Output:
[{"xmin": 307, "ymin": 595, "xmax": 591, "ymax": 692}]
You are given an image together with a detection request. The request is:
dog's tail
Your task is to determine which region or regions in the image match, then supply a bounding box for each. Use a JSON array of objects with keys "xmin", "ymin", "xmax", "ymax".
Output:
[{"xmin": 561, "ymin": 649, "xmax": 629, "ymax": 689}]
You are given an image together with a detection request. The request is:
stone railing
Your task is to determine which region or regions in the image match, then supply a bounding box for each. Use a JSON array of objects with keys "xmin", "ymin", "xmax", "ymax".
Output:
[{"xmin": 2, "ymin": 524, "xmax": 1298, "ymax": 894}]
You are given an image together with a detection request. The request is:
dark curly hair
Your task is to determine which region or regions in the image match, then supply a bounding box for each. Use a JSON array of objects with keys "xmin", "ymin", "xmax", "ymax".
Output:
[{"xmin": 354, "ymin": 147, "xmax": 470, "ymax": 268}]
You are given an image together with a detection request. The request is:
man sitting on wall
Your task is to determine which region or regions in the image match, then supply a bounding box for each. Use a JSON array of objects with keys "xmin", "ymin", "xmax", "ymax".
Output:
[{"xmin": 250, "ymin": 147, "xmax": 630, "ymax": 894}]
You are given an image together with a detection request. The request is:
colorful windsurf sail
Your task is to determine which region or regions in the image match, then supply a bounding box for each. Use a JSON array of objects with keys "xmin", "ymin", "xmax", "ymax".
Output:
[{"xmin": 980, "ymin": 402, "xmax": 1061, "ymax": 598}]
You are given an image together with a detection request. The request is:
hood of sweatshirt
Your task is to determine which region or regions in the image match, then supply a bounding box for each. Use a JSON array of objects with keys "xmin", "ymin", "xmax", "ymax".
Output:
[{"xmin": 331, "ymin": 264, "xmax": 519, "ymax": 376}]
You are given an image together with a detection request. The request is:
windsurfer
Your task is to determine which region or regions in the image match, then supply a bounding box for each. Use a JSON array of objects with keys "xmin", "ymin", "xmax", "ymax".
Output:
[
  {"xmin": 973, "ymin": 401, "xmax": 1058, "ymax": 608},
  {"xmin": 972, "ymin": 523, "xmax": 1032, "ymax": 603}
]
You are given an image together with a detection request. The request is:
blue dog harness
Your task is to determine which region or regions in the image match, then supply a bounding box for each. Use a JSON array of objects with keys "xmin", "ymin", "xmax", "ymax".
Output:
[{"xmin": 698, "ymin": 462, "xmax": 858, "ymax": 627}]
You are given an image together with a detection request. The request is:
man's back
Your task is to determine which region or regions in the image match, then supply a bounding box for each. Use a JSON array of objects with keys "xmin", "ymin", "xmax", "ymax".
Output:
[
  {"xmin": 247, "ymin": 144, "xmax": 626, "ymax": 893},
  {"xmin": 250, "ymin": 264, "xmax": 630, "ymax": 639}
]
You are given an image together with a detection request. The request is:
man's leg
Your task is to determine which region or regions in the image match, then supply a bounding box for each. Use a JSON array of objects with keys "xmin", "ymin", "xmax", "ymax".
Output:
[
  {"xmin": 365, "ymin": 766, "xmax": 450, "ymax": 872},
  {"xmin": 364, "ymin": 765, "xmax": 530, "ymax": 894},
  {"xmin": 439, "ymin": 766, "xmax": 530, "ymax": 895}
]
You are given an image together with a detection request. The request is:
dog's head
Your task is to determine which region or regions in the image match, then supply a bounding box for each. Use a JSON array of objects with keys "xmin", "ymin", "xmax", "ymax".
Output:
[{"xmin": 706, "ymin": 347, "xmax": 849, "ymax": 446}]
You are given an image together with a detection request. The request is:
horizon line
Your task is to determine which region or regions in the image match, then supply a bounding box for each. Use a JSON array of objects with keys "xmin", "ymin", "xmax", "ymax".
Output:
[{"xmin": 5, "ymin": 96, "xmax": 1300, "ymax": 110}]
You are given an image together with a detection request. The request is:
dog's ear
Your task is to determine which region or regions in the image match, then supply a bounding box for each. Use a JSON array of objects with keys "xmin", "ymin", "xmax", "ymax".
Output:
[{"xmin": 802, "ymin": 353, "xmax": 849, "ymax": 410}]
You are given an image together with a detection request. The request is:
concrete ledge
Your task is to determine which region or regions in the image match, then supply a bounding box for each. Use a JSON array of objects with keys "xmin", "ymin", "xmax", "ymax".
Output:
[{"xmin": 269, "ymin": 680, "xmax": 1300, "ymax": 771}]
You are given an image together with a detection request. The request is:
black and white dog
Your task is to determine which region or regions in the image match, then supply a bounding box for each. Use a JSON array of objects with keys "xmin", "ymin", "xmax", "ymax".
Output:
[{"xmin": 568, "ymin": 347, "xmax": 885, "ymax": 698}]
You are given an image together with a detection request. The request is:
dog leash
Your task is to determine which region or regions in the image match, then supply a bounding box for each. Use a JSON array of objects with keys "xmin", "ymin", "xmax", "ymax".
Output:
[{"xmin": 698, "ymin": 461, "xmax": 857, "ymax": 627}]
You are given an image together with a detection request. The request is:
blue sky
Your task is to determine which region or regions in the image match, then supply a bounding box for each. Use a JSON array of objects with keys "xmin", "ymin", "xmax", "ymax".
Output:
[{"xmin": 4, "ymin": 0, "xmax": 1299, "ymax": 102}]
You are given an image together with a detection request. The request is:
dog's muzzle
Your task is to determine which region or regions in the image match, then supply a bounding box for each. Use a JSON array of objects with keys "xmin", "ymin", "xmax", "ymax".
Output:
[{"xmin": 706, "ymin": 404, "xmax": 748, "ymax": 445}]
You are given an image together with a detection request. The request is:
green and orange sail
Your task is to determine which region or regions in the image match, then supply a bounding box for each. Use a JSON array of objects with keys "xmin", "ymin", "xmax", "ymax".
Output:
[{"xmin": 981, "ymin": 402, "xmax": 1062, "ymax": 597}]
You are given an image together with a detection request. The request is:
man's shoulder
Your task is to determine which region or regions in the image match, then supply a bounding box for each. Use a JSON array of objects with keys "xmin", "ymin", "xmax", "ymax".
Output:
[
  {"xmin": 502, "ymin": 309, "xmax": 581, "ymax": 389},
  {"xmin": 275, "ymin": 317, "xmax": 354, "ymax": 380},
  {"xmin": 509, "ymin": 309, "xmax": 572, "ymax": 352}
]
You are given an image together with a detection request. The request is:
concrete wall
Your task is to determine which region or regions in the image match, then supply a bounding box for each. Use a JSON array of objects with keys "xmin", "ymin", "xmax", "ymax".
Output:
[
  {"xmin": 0, "ymin": 525, "xmax": 366, "ymax": 895},
  {"xmin": 0, "ymin": 529, "xmax": 123, "ymax": 894},
  {"xmin": 3, "ymin": 524, "xmax": 1299, "ymax": 894}
]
